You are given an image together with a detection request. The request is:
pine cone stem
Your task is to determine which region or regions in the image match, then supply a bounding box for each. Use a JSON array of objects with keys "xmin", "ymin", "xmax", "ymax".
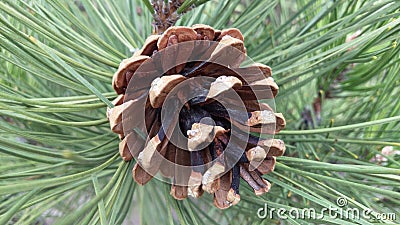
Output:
[{"xmin": 151, "ymin": 0, "xmax": 193, "ymax": 34}]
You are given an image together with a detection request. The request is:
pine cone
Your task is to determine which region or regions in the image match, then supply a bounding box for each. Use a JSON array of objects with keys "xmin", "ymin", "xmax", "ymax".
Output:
[{"xmin": 107, "ymin": 24, "xmax": 286, "ymax": 209}]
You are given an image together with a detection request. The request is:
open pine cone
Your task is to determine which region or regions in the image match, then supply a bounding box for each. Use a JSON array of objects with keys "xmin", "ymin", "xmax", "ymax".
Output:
[{"xmin": 107, "ymin": 24, "xmax": 286, "ymax": 209}]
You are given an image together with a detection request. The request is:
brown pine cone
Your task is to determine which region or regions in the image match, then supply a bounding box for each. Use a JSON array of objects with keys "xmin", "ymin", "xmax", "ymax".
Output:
[{"xmin": 107, "ymin": 24, "xmax": 286, "ymax": 209}]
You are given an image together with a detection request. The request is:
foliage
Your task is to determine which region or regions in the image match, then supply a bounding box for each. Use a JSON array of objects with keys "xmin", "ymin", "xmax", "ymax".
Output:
[{"xmin": 0, "ymin": 0, "xmax": 399, "ymax": 224}]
